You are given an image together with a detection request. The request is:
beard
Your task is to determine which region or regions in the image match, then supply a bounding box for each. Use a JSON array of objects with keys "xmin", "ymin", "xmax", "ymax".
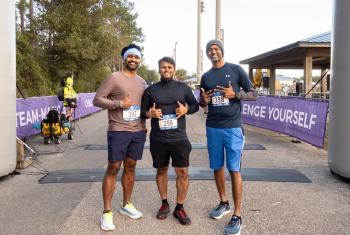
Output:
[
  {"xmin": 209, "ymin": 55, "xmax": 220, "ymax": 63},
  {"xmin": 125, "ymin": 61, "xmax": 139, "ymax": 71}
]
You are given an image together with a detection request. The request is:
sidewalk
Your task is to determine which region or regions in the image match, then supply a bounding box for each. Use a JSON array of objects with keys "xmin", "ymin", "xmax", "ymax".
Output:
[{"xmin": 0, "ymin": 110, "xmax": 349, "ymax": 234}]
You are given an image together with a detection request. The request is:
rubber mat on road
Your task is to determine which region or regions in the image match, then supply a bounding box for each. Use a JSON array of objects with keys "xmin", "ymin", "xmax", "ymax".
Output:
[
  {"xmin": 239, "ymin": 168, "xmax": 311, "ymax": 183},
  {"xmin": 85, "ymin": 143, "xmax": 266, "ymax": 150},
  {"xmin": 39, "ymin": 167, "xmax": 310, "ymax": 184}
]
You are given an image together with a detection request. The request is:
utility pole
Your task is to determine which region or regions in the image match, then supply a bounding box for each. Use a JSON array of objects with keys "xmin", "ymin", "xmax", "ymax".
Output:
[
  {"xmin": 215, "ymin": 0, "xmax": 223, "ymax": 41},
  {"xmin": 173, "ymin": 42, "xmax": 178, "ymax": 65},
  {"xmin": 197, "ymin": 0, "xmax": 204, "ymax": 83}
]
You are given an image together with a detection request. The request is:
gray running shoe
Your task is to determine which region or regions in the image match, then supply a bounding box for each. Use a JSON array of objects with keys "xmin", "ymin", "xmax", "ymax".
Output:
[
  {"xmin": 224, "ymin": 215, "xmax": 242, "ymax": 235},
  {"xmin": 209, "ymin": 202, "xmax": 231, "ymax": 219}
]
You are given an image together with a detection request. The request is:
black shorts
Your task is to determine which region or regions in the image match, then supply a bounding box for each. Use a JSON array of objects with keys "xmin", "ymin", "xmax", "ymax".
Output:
[{"xmin": 150, "ymin": 139, "xmax": 192, "ymax": 168}]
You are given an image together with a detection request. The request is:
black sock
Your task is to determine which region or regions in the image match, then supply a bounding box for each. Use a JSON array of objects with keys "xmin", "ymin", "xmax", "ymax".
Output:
[
  {"xmin": 233, "ymin": 215, "xmax": 242, "ymax": 221},
  {"xmin": 220, "ymin": 200, "xmax": 229, "ymax": 205},
  {"xmin": 162, "ymin": 199, "xmax": 169, "ymax": 205},
  {"xmin": 175, "ymin": 203, "xmax": 183, "ymax": 211},
  {"xmin": 103, "ymin": 209, "xmax": 111, "ymax": 214}
]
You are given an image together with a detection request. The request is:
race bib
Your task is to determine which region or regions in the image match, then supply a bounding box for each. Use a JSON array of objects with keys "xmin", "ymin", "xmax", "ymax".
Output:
[
  {"xmin": 159, "ymin": 114, "xmax": 178, "ymax": 130},
  {"xmin": 123, "ymin": 105, "xmax": 140, "ymax": 121},
  {"xmin": 212, "ymin": 91, "xmax": 229, "ymax": 106}
]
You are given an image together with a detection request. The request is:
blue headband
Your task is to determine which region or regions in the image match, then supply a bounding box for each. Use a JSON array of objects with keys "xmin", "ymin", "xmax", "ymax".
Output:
[{"xmin": 123, "ymin": 48, "xmax": 142, "ymax": 60}]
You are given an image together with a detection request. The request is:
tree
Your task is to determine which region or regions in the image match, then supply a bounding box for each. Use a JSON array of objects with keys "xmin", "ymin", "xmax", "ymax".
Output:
[
  {"xmin": 15, "ymin": 0, "xmax": 144, "ymax": 96},
  {"xmin": 175, "ymin": 69, "xmax": 188, "ymax": 81},
  {"xmin": 16, "ymin": 34, "xmax": 53, "ymax": 97},
  {"xmin": 42, "ymin": 0, "xmax": 143, "ymax": 90},
  {"xmin": 138, "ymin": 64, "xmax": 159, "ymax": 83},
  {"xmin": 16, "ymin": 0, "xmax": 26, "ymax": 34}
]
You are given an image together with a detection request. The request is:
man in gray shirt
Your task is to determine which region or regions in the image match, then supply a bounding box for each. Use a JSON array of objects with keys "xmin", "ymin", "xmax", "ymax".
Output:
[{"xmin": 93, "ymin": 44, "xmax": 146, "ymax": 231}]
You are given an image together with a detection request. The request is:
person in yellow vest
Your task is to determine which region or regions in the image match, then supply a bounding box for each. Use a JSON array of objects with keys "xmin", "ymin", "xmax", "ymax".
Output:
[{"xmin": 64, "ymin": 72, "xmax": 77, "ymax": 119}]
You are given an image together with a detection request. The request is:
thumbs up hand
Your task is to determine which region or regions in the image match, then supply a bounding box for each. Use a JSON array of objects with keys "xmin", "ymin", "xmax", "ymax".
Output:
[
  {"xmin": 122, "ymin": 92, "xmax": 132, "ymax": 109},
  {"xmin": 176, "ymin": 100, "xmax": 188, "ymax": 119},
  {"xmin": 149, "ymin": 102, "xmax": 162, "ymax": 119},
  {"xmin": 215, "ymin": 81, "xmax": 236, "ymax": 98}
]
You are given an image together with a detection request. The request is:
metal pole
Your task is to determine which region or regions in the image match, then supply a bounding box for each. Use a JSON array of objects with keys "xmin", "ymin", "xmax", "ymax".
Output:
[
  {"xmin": 215, "ymin": 0, "xmax": 222, "ymax": 40},
  {"xmin": 174, "ymin": 42, "xmax": 177, "ymax": 65},
  {"xmin": 0, "ymin": 0, "xmax": 16, "ymax": 176},
  {"xmin": 196, "ymin": 0, "xmax": 202, "ymax": 83},
  {"xmin": 328, "ymin": 0, "xmax": 350, "ymax": 179}
]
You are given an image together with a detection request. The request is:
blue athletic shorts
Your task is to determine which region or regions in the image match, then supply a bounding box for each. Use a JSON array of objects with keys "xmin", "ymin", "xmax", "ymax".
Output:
[
  {"xmin": 107, "ymin": 131, "xmax": 146, "ymax": 162},
  {"xmin": 206, "ymin": 127, "xmax": 245, "ymax": 172}
]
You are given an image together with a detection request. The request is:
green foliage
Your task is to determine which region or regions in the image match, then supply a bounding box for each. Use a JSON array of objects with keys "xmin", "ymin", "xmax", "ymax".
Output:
[
  {"xmin": 16, "ymin": 0, "xmax": 144, "ymax": 97},
  {"xmin": 16, "ymin": 34, "xmax": 53, "ymax": 98},
  {"xmin": 175, "ymin": 68, "xmax": 188, "ymax": 81},
  {"xmin": 76, "ymin": 64, "xmax": 112, "ymax": 92},
  {"xmin": 138, "ymin": 64, "xmax": 159, "ymax": 83}
]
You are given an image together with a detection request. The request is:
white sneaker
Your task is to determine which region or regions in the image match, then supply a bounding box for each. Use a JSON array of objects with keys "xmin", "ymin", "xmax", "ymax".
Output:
[
  {"xmin": 119, "ymin": 202, "xmax": 143, "ymax": 219},
  {"xmin": 100, "ymin": 212, "xmax": 115, "ymax": 231}
]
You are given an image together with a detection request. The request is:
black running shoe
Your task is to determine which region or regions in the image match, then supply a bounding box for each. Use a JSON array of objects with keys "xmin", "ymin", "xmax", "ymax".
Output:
[
  {"xmin": 173, "ymin": 208, "xmax": 191, "ymax": 225},
  {"xmin": 156, "ymin": 203, "xmax": 170, "ymax": 220}
]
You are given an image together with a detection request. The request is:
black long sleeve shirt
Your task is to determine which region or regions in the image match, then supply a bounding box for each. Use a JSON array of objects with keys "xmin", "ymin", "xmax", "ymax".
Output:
[{"xmin": 141, "ymin": 79, "xmax": 199, "ymax": 143}]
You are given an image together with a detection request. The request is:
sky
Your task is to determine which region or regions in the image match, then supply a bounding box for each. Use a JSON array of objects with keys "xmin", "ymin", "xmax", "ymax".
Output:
[{"xmin": 130, "ymin": 0, "xmax": 332, "ymax": 78}]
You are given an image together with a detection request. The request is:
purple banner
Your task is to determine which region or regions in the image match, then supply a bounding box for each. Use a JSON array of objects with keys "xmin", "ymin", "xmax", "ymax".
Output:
[
  {"xmin": 75, "ymin": 93, "xmax": 102, "ymax": 118},
  {"xmin": 194, "ymin": 89, "xmax": 200, "ymax": 102},
  {"xmin": 242, "ymin": 96, "xmax": 329, "ymax": 147},
  {"xmin": 16, "ymin": 93, "xmax": 101, "ymax": 138}
]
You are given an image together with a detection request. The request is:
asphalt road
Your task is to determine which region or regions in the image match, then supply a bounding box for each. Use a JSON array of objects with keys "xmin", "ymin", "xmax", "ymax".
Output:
[{"xmin": 0, "ymin": 110, "xmax": 349, "ymax": 235}]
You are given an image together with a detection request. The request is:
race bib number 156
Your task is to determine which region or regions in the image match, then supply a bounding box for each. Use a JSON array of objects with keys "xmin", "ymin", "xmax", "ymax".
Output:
[{"xmin": 159, "ymin": 114, "xmax": 178, "ymax": 130}]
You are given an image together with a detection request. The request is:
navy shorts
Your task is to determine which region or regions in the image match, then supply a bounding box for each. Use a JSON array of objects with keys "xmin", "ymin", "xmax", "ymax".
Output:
[
  {"xmin": 150, "ymin": 139, "xmax": 192, "ymax": 168},
  {"xmin": 107, "ymin": 131, "xmax": 146, "ymax": 162}
]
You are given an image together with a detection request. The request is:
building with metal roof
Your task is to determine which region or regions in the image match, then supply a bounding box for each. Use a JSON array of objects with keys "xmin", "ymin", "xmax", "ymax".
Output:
[{"xmin": 240, "ymin": 31, "xmax": 331, "ymax": 95}]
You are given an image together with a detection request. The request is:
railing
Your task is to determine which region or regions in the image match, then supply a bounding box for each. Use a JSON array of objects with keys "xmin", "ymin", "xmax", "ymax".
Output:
[{"xmin": 259, "ymin": 92, "xmax": 330, "ymax": 100}]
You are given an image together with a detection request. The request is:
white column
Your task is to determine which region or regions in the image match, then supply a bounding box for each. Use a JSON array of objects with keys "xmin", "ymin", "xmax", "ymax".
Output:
[
  {"xmin": 0, "ymin": 1, "xmax": 16, "ymax": 176},
  {"xmin": 197, "ymin": 0, "xmax": 202, "ymax": 83},
  {"xmin": 303, "ymin": 53, "xmax": 313, "ymax": 97},
  {"xmin": 320, "ymin": 67, "xmax": 328, "ymax": 93},
  {"xmin": 328, "ymin": 0, "xmax": 350, "ymax": 179},
  {"xmin": 269, "ymin": 68, "xmax": 276, "ymax": 95}
]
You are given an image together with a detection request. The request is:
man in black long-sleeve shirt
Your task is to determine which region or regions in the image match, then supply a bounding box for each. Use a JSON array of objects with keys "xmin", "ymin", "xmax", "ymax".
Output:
[{"xmin": 141, "ymin": 56, "xmax": 199, "ymax": 225}]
